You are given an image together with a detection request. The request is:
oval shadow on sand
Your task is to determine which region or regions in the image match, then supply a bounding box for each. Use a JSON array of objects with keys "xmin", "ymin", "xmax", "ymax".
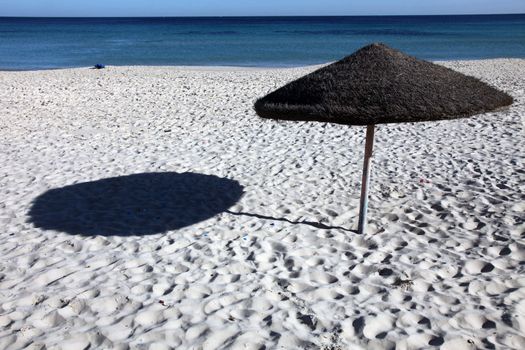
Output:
[{"xmin": 28, "ymin": 172, "xmax": 244, "ymax": 236}]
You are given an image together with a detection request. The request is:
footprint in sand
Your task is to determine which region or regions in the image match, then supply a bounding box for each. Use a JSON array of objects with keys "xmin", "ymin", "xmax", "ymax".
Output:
[
  {"xmin": 308, "ymin": 270, "xmax": 338, "ymax": 285},
  {"xmin": 463, "ymin": 260, "xmax": 495, "ymax": 274}
]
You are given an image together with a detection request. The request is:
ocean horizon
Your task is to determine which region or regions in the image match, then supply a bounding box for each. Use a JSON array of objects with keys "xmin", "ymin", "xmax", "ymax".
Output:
[{"xmin": 1, "ymin": 14, "xmax": 524, "ymax": 70}]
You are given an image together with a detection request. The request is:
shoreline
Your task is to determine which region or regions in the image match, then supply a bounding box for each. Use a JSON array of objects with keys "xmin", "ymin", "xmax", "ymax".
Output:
[
  {"xmin": 0, "ymin": 64, "xmax": 317, "ymax": 73},
  {"xmin": 2, "ymin": 57, "xmax": 525, "ymax": 73}
]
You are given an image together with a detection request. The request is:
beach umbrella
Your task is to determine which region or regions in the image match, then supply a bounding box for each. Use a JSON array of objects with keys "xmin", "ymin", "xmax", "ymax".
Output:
[{"xmin": 254, "ymin": 43, "xmax": 513, "ymax": 234}]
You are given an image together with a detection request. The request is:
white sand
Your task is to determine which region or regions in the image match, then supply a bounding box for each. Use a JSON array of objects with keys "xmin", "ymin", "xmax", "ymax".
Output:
[{"xmin": 0, "ymin": 59, "xmax": 524, "ymax": 349}]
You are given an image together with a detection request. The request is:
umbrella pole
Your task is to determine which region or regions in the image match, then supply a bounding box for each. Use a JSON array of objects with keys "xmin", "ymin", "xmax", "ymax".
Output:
[{"xmin": 357, "ymin": 124, "xmax": 375, "ymax": 234}]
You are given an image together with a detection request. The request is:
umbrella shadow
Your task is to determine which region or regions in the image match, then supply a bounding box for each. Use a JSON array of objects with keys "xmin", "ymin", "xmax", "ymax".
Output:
[
  {"xmin": 28, "ymin": 172, "xmax": 244, "ymax": 236},
  {"xmin": 226, "ymin": 210, "xmax": 355, "ymax": 232}
]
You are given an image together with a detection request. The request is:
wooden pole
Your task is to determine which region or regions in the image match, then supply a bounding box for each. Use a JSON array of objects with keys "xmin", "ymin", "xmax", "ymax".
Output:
[{"xmin": 357, "ymin": 124, "xmax": 375, "ymax": 234}]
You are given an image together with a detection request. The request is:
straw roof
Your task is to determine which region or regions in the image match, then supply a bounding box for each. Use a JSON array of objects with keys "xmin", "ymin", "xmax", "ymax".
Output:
[{"xmin": 254, "ymin": 43, "xmax": 513, "ymax": 125}]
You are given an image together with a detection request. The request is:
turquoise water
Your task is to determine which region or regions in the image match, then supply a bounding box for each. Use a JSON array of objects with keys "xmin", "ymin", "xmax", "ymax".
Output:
[{"xmin": 0, "ymin": 15, "xmax": 524, "ymax": 70}]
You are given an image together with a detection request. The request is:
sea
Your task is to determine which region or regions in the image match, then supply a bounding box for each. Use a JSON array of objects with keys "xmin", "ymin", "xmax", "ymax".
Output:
[{"xmin": 0, "ymin": 15, "xmax": 524, "ymax": 70}]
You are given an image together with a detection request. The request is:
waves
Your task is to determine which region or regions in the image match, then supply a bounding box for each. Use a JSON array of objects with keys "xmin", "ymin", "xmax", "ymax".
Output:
[
  {"xmin": 274, "ymin": 29, "xmax": 453, "ymax": 36},
  {"xmin": 141, "ymin": 29, "xmax": 451, "ymax": 37},
  {"xmin": 176, "ymin": 30, "xmax": 240, "ymax": 35}
]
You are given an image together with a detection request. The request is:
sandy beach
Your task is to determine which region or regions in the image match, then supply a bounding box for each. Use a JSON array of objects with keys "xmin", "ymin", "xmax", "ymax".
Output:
[{"xmin": 0, "ymin": 59, "xmax": 524, "ymax": 349}]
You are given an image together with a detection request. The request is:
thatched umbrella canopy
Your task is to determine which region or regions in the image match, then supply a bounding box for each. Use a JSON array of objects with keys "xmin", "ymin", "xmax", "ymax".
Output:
[{"xmin": 254, "ymin": 43, "xmax": 513, "ymax": 234}]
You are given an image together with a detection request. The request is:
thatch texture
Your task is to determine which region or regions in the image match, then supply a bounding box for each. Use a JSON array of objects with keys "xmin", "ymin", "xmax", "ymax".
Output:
[{"xmin": 254, "ymin": 43, "xmax": 513, "ymax": 125}]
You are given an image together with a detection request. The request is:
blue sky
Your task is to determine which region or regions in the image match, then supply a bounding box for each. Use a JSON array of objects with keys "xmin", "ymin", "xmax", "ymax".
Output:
[{"xmin": 1, "ymin": 0, "xmax": 524, "ymax": 17}]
